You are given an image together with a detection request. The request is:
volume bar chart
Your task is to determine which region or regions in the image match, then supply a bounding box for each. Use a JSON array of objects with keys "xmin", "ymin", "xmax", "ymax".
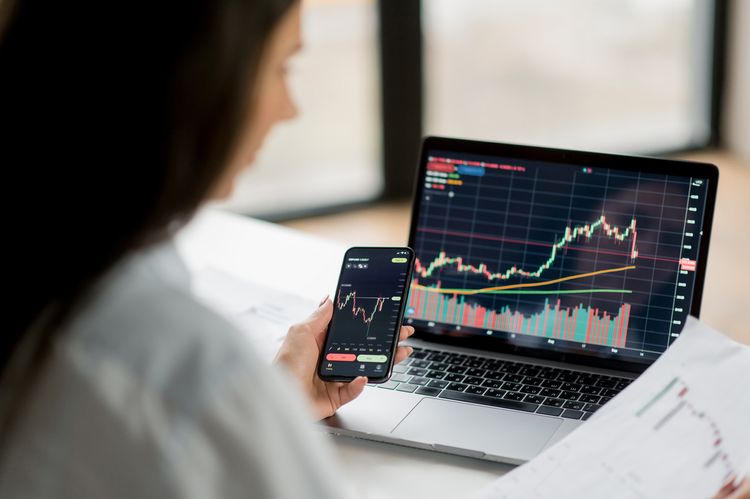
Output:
[{"xmin": 407, "ymin": 280, "xmax": 631, "ymax": 348}]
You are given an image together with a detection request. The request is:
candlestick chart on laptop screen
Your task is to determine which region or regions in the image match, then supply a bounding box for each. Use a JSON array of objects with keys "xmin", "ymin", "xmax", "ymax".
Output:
[{"xmin": 405, "ymin": 149, "xmax": 711, "ymax": 364}]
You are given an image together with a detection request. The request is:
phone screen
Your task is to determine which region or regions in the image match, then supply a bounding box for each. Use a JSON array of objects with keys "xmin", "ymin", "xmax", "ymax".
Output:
[{"xmin": 318, "ymin": 247, "xmax": 415, "ymax": 382}]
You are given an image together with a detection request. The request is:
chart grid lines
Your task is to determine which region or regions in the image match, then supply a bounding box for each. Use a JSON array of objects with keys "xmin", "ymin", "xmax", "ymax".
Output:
[{"xmin": 407, "ymin": 151, "xmax": 710, "ymax": 362}]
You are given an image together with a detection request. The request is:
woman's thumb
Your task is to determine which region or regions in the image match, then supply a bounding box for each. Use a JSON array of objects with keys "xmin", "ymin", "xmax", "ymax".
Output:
[{"xmin": 307, "ymin": 295, "xmax": 333, "ymax": 328}]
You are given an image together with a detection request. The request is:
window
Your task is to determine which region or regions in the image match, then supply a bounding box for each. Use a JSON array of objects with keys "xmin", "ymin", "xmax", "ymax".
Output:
[
  {"xmin": 217, "ymin": 0, "xmax": 725, "ymax": 219},
  {"xmin": 423, "ymin": 0, "xmax": 717, "ymax": 153}
]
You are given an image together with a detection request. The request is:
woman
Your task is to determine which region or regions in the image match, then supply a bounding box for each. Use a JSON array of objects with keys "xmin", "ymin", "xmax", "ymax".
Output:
[
  {"xmin": 1, "ymin": 1, "xmax": 748, "ymax": 498},
  {"xmin": 0, "ymin": 1, "xmax": 413, "ymax": 497}
]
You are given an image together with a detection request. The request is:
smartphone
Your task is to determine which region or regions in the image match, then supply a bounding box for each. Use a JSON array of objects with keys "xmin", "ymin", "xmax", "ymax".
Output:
[{"xmin": 317, "ymin": 246, "xmax": 415, "ymax": 383}]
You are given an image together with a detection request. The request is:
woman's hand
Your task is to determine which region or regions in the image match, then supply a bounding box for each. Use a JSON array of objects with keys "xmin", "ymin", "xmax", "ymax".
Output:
[
  {"xmin": 274, "ymin": 295, "xmax": 415, "ymax": 420},
  {"xmin": 714, "ymin": 476, "xmax": 750, "ymax": 499}
]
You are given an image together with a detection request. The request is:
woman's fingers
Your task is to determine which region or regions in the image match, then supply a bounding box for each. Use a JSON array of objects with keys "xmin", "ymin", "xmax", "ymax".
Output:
[
  {"xmin": 393, "ymin": 345, "xmax": 414, "ymax": 365},
  {"xmin": 399, "ymin": 325, "xmax": 415, "ymax": 341},
  {"xmin": 714, "ymin": 476, "xmax": 750, "ymax": 499},
  {"xmin": 301, "ymin": 297, "xmax": 333, "ymax": 345},
  {"xmin": 728, "ymin": 478, "xmax": 750, "ymax": 499},
  {"xmin": 716, "ymin": 477, "xmax": 739, "ymax": 499},
  {"xmin": 391, "ymin": 326, "xmax": 416, "ymax": 364},
  {"xmin": 389, "ymin": 326, "xmax": 416, "ymax": 365},
  {"xmin": 337, "ymin": 376, "xmax": 368, "ymax": 407}
]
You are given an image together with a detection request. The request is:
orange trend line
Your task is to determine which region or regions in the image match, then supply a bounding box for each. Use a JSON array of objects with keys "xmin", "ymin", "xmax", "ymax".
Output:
[{"xmin": 413, "ymin": 265, "xmax": 636, "ymax": 296}]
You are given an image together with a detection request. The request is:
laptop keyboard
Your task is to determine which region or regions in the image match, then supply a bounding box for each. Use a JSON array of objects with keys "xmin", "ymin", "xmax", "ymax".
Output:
[{"xmin": 377, "ymin": 347, "xmax": 633, "ymax": 421}]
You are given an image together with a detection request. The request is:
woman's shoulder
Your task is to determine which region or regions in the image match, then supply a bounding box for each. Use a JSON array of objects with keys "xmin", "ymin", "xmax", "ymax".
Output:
[
  {"xmin": 2, "ymin": 243, "xmax": 340, "ymax": 499},
  {"xmin": 62, "ymin": 241, "xmax": 260, "ymax": 411}
]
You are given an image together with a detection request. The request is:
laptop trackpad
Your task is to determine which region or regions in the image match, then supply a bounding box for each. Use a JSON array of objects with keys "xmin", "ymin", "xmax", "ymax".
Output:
[{"xmin": 391, "ymin": 398, "xmax": 561, "ymax": 461}]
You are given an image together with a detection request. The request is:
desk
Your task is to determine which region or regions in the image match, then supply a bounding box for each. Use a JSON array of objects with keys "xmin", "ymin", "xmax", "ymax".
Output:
[{"xmin": 176, "ymin": 209, "xmax": 509, "ymax": 499}]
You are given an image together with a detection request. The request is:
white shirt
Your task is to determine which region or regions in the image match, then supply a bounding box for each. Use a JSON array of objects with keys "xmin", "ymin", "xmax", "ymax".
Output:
[{"xmin": 0, "ymin": 240, "xmax": 344, "ymax": 498}]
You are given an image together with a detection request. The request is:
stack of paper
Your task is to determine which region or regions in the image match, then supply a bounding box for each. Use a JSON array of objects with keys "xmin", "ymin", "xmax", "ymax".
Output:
[{"xmin": 475, "ymin": 317, "xmax": 750, "ymax": 499}]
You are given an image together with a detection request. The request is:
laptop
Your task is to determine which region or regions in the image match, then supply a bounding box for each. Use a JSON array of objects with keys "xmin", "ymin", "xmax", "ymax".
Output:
[{"xmin": 322, "ymin": 136, "xmax": 719, "ymax": 464}]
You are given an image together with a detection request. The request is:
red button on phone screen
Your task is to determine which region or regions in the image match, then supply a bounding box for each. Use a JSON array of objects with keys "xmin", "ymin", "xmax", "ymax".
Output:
[{"xmin": 326, "ymin": 353, "xmax": 356, "ymax": 362}]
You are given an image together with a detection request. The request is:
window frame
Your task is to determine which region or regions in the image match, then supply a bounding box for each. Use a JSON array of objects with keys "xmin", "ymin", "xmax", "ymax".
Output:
[
  {"xmin": 377, "ymin": 0, "xmax": 729, "ymax": 204},
  {"xmin": 262, "ymin": 0, "xmax": 728, "ymax": 221}
]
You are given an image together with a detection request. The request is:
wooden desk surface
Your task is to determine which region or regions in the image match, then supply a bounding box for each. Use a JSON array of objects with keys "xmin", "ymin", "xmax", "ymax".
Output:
[{"xmin": 284, "ymin": 150, "xmax": 750, "ymax": 345}]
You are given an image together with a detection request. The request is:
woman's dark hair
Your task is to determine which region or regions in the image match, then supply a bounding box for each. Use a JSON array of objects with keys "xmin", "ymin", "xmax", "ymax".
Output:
[{"xmin": 0, "ymin": 0, "xmax": 296, "ymax": 437}]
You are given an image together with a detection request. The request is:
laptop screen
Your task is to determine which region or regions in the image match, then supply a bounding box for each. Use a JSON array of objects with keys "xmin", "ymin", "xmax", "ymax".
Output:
[{"xmin": 406, "ymin": 138, "xmax": 717, "ymax": 368}]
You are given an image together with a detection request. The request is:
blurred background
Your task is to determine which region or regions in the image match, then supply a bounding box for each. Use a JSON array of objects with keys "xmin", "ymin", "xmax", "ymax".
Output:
[{"xmin": 213, "ymin": 0, "xmax": 748, "ymax": 338}]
